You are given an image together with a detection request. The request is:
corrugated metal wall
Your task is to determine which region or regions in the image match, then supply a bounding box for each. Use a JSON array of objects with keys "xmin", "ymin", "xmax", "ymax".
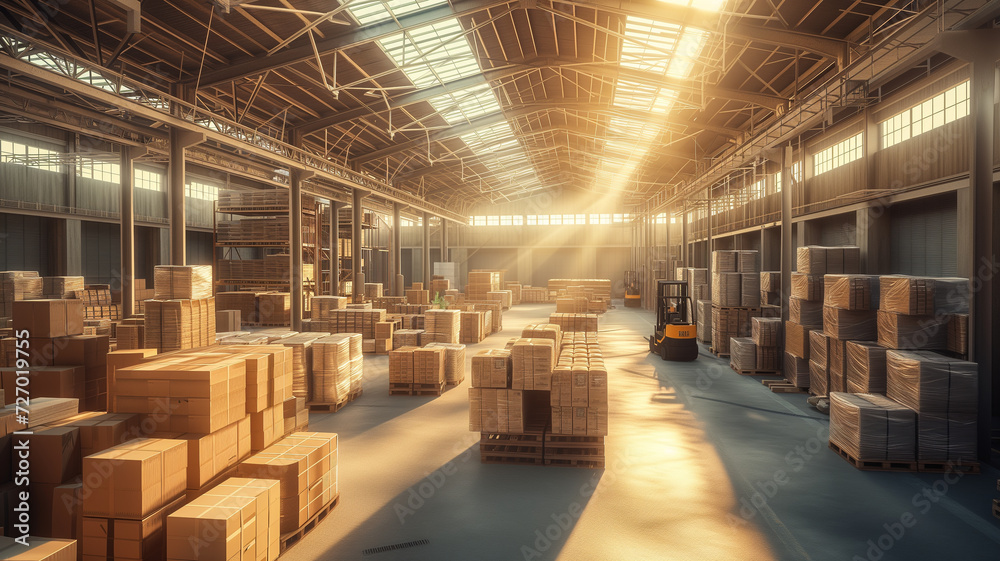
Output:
[
  {"xmin": 0, "ymin": 212, "xmax": 52, "ymax": 273},
  {"xmin": 82, "ymin": 221, "xmax": 121, "ymax": 285},
  {"xmin": 0, "ymin": 164, "xmax": 67, "ymax": 206},
  {"xmin": 889, "ymin": 194, "xmax": 958, "ymax": 276}
]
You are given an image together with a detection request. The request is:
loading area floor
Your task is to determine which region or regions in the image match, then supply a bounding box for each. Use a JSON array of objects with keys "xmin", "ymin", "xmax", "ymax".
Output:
[{"xmin": 283, "ymin": 303, "xmax": 1000, "ymax": 561}]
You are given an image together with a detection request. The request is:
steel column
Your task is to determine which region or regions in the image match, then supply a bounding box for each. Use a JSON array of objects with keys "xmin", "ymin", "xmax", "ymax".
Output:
[
  {"xmin": 352, "ymin": 190, "xmax": 364, "ymax": 301},
  {"xmin": 120, "ymin": 147, "xmax": 135, "ymax": 319},
  {"xmin": 289, "ymin": 169, "xmax": 312, "ymax": 331},
  {"xmin": 329, "ymin": 202, "xmax": 340, "ymax": 296},
  {"xmin": 780, "ymin": 145, "xmax": 794, "ymax": 325},
  {"xmin": 167, "ymin": 128, "xmax": 204, "ymax": 265},
  {"xmin": 423, "ymin": 212, "xmax": 431, "ymax": 288},
  {"xmin": 393, "ymin": 203, "xmax": 403, "ymax": 296}
]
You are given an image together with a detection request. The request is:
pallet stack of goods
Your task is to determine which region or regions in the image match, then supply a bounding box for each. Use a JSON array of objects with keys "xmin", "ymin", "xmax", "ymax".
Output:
[
  {"xmin": 423, "ymin": 342, "xmax": 466, "ymax": 385},
  {"xmin": 130, "ymin": 278, "xmax": 156, "ymax": 312},
  {"xmin": 709, "ymin": 250, "xmax": 761, "ymax": 357},
  {"xmin": 0, "ymin": 270, "xmax": 42, "ymax": 330},
  {"xmin": 364, "ymin": 282, "xmax": 383, "ymax": 300},
  {"xmin": 782, "ymin": 246, "xmax": 860, "ymax": 392},
  {"xmin": 405, "ymin": 288, "xmax": 430, "ymax": 305},
  {"xmin": 696, "ymin": 299, "xmax": 712, "ymax": 344},
  {"xmin": 463, "ymin": 301, "xmax": 503, "ymax": 333},
  {"xmin": 822, "ymin": 274, "xmax": 879, "ymax": 394},
  {"xmin": 555, "ymin": 296, "xmax": 589, "ymax": 313},
  {"xmin": 424, "ymin": 309, "xmax": 461, "ymax": 344},
  {"xmin": 548, "ymin": 313, "xmax": 598, "ymax": 333},
  {"xmin": 79, "ymin": 285, "xmax": 122, "ymax": 320},
  {"xmin": 310, "ymin": 333, "xmax": 364, "ymax": 410},
  {"xmin": 4, "ymin": 297, "xmax": 110, "ymax": 411},
  {"xmin": 730, "ymin": 317, "xmax": 782, "ymax": 374},
  {"xmin": 676, "ymin": 268, "xmax": 709, "ymax": 321},
  {"xmin": 216, "ymin": 291, "xmax": 260, "ymax": 324},
  {"xmin": 487, "ymin": 289, "xmax": 514, "ymax": 310},
  {"xmin": 460, "ymin": 310, "xmax": 490, "ymax": 343},
  {"xmin": 760, "ymin": 271, "xmax": 781, "ymax": 306},
  {"xmin": 308, "ymin": 306, "xmax": 388, "ymax": 349},
  {"xmin": 548, "ymin": 279, "xmax": 611, "ymax": 314},
  {"xmin": 142, "ymin": 265, "xmax": 216, "ymax": 353},
  {"xmin": 388, "ymin": 346, "xmax": 446, "ymax": 396},
  {"xmin": 257, "ymin": 292, "xmax": 291, "ymax": 325},
  {"xmin": 467, "ymin": 271, "xmax": 502, "ymax": 301},
  {"xmin": 521, "ymin": 286, "xmax": 550, "ymax": 303},
  {"xmin": 470, "ymin": 319, "xmax": 607, "ymax": 468},
  {"xmin": 430, "ymin": 277, "xmax": 450, "ymax": 298},
  {"xmin": 505, "ymin": 281, "xmax": 522, "ymax": 305},
  {"xmin": 877, "ymin": 275, "xmax": 969, "ymax": 353}
]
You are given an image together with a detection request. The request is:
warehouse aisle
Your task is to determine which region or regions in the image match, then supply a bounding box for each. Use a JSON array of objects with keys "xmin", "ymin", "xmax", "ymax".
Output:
[{"xmin": 280, "ymin": 305, "xmax": 1000, "ymax": 561}]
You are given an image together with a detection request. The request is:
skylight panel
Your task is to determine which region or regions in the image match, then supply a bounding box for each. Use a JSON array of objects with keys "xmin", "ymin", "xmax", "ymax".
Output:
[
  {"xmin": 658, "ymin": 0, "xmax": 727, "ymax": 11},
  {"xmin": 379, "ymin": 19, "xmax": 481, "ymax": 88},
  {"xmin": 348, "ymin": 0, "xmax": 448, "ymax": 26},
  {"xmin": 620, "ymin": 17, "xmax": 682, "ymax": 74},
  {"xmin": 429, "ymin": 83, "xmax": 502, "ymax": 125},
  {"xmin": 608, "ymin": 117, "xmax": 660, "ymax": 140},
  {"xmin": 460, "ymin": 122, "xmax": 518, "ymax": 152},
  {"xmin": 667, "ymin": 28, "xmax": 709, "ymax": 78},
  {"xmin": 614, "ymin": 80, "xmax": 678, "ymax": 113}
]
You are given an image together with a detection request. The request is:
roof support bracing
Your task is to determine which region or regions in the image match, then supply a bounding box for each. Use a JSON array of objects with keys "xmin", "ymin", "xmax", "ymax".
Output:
[{"xmin": 195, "ymin": 0, "xmax": 514, "ymax": 87}]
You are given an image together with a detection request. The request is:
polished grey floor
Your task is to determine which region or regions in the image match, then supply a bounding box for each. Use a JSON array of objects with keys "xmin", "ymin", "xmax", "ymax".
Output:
[{"xmin": 282, "ymin": 303, "xmax": 1000, "ymax": 561}]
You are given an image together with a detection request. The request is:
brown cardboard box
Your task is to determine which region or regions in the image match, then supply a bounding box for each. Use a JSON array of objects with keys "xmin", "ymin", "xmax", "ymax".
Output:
[
  {"xmin": 784, "ymin": 321, "xmax": 811, "ymax": 360},
  {"xmin": 13, "ymin": 299, "xmax": 84, "ymax": 338},
  {"xmin": 82, "ymin": 438, "xmax": 188, "ymax": 520},
  {"xmin": 0, "ymin": 537, "xmax": 77, "ymax": 561},
  {"xmin": 112, "ymin": 494, "xmax": 186, "ymax": 561},
  {"xmin": 510, "ymin": 338, "xmax": 555, "ymax": 390},
  {"xmin": 52, "ymin": 481, "xmax": 84, "ymax": 540},
  {"xmin": 471, "ymin": 349, "xmax": 510, "ymax": 388},
  {"xmin": 27, "ymin": 426, "xmax": 81, "ymax": 484},
  {"xmin": 0, "ymin": 366, "xmax": 84, "ymax": 405},
  {"xmin": 388, "ymin": 347, "xmax": 416, "ymax": 385}
]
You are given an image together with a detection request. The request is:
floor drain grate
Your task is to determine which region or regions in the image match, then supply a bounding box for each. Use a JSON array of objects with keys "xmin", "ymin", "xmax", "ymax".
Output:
[{"xmin": 362, "ymin": 539, "xmax": 430, "ymax": 556}]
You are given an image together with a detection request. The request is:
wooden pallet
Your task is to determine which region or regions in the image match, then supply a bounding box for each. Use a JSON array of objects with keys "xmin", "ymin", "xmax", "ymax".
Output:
[
  {"xmin": 279, "ymin": 494, "xmax": 340, "ymax": 553},
  {"xmin": 480, "ymin": 431, "xmax": 545, "ymax": 465},
  {"xmin": 916, "ymin": 459, "xmax": 980, "ymax": 474},
  {"xmin": 446, "ymin": 377, "xmax": 466, "ymax": 387},
  {"xmin": 710, "ymin": 348, "xmax": 730, "ymax": 358},
  {"xmin": 829, "ymin": 442, "xmax": 918, "ymax": 472},
  {"xmin": 307, "ymin": 388, "xmax": 363, "ymax": 412},
  {"xmin": 761, "ymin": 379, "xmax": 808, "ymax": 393},
  {"xmin": 731, "ymin": 365, "xmax": 780, "ymax": 376},
  {"xmin": 389, "ymin": 382, "xmax": 413, "ymax": 396},
  {"xmin": 412, "ymin": 381, "xmax": 446, "ymax": 396},
  {"xmin": 544, "ymin": 434, "xmax": 606, "ymax": 469}
]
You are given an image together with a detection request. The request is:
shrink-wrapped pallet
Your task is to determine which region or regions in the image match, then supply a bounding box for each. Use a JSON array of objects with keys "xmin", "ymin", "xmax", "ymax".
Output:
[
  {"xmin": 521, "ymin": 323, "xmax": 562, "ymax": 352},
  {"xmin": 809, "ymin": 359, "xmax": 829, "ymax": 396},
  {"xmin": 756, "ymin": 345, "xmax": 781, "ymax": 371},
  {"xmin": 153, "ymin": 265, "xmax": 213, "ymax": 300},
  {"xmin": 784, "ymin": 352, "xmax": 809, "ymax": 388},
  {"xmin": 845, "ymin": 341, "xmax": 887, "ymax": 394},
  {"xmin": 712, "ymin": 272, "xmax": 741, "ymax": 307},
  {"xmin": 879, "ymin": 276, "xmax": 970, "ymax": 315},
  {"xmin": 760, "ymin": 271, "xmax": 780, "ymax": 294},
  {"xmin": 712, "ymin": 251, "xmax": 738, "ymax": 273},
  {"xmin": 790, "ymin": 297, "xmax": 823, "ymax": 328},
  {"xmin": 886, "ymin": 350, "xmax": 977, "ymax": 415},
  {"xmin": 741, "ymin": 273, "xmax": 761, "ymax": 307},
  {"xmin": 790, "ymin": 273, "xmax": 823, "ymax": 301},
  {"xmin": 751, "ymin": 317, "xmax": 781, "ymax": 348},
  {"xmin": 729, "ymin": 337, "xmax": 756, "ymax": 371},
  {"xmin": 696, "ymin": 300, "xmax": 712, "ymax": 344},
  {"xmin": 738, "ymin": 251, "xmax": 758, "ymax": 273},
  {"xmin": 797, "ymin": 246, "xmax": 827, "ymax": 275},
  {"xmin": 824, "ymin": 275, "xmax": 879, "ymax": 310},
  {"xmin": 424, "ymin": 309, "xmax": 461, "ymax": 344},
  {"xmin": 423, "ymin": 343, "xmax": 465, "ymax": 385},
  {"xmin": 280, "ymin": 333, "xmax": 325, "ymax": 398},
  {"xmin": 876, "ymin": 311, "xmax": 947, "ymax": 350},
  {"xmin": 828, "ymin": 337, "xmax": 849, "ymax": 393},
  {"xmin": 784, "ymin": 321, "xmax": 810, "ymax": 359},
  {"xmin": 809, "ymin": 330, "xmax": 831, "ymax": 368},
  {"xmin": 947, "ymin": 313, "xmax": 968, "ymax": 355},
  {"xmin": 797, "ymin": 246, "xmax": 861, "ymax": 275},
  {"xmin": 311, "ymin": 335, "xmax": 352, "ymax": 404},
  {"xmin": 823, "ymin": 306, "xmax": 877, "ymax": 341},
  {"xmin": 829, "ymin": 392, "xmax": 917, "ymax": 462}
]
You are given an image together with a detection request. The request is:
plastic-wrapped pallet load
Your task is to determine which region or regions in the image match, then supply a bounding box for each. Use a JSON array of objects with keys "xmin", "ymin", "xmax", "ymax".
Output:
[
  {"xmin": 789, "ymin": 297, "xmax": 823, "ymax": 328},
  {"xmin": 886, "ymin": 350, "xmax": 977, "ymax": 461},
  {"xmin": 791, "ymin": 273, "xmax": 823, "ymax": 301},
  {"xmin": 809, "ymin": 359, "xmax": 829, "ymax": 396},
  {"xmin": 828, "ymin": 338, "xmax": 850, "ymax": 393},
  {"xmin": 696, "ymin": 300, "xmax": 712, "ymax": 344},
  {"xmin": 424, "ymin": 342, "xmax": 466, "ymax": 385},
  {"xmin": 947, "ymin": 313, "xmax": 968, "ymax": 355},
  {"xmin": 729, "ymin": 337, "xmax": 757, "ymax": 371},
  {"xmin": 741, "ymin": 273, "xmax": 761, "ymax": 307},
  {"xmin": 280, "ymin": 333, "xmax": 326, "ymax": 399},
  {"xmin": 829, "ymin": 392, "xmax": 917, "ymax": 462},
  {"xmin": 737, "ymin": 251, "xmax": 758, "ymax": 273},
  {"xmin": 879, "ymin": 275, "xmax": 970, "ymax": 315},
  {"xmin": 809, "ymin": 330, "xmax": 832, "ymax": 395},
  {"xmin": 876, "ymin": 310, "xmax": 948, "ymax": 350},
  {"xmin": 824, "ymin": 275, "xmax": 880, "ymax": 310},
  {"xmin": 845, "ymin": 341, "xmax": 887, "ymax": 393},
  {"xmin": 823, "ymin": 306, "xmax": 877, "ymax": 341},
  {"xmin": 424, "ymin": 309, "xmax": 461, "ymax": 344},
  {"xmin": 784, "ymin": 321, "xmax": 810, "ymax": 359},
  {"xmin": 521, "ymin": 323, "xmax": 563, "ymax": 352},
  {"xmin": 153, "ymin": 265, "xmax": 213, "ymax": 300},
  {"xmin": 712, "ymin": 250, "xmax": 739, "ymax": 273},
  {"xmin": 797, "ymin": 246, "xmax": 827, "ymax": 275},
  {"xmin": 752, "ymin": 317, "xmax": 782, "ymax": 347},
  {"xmin": 312, "ymin": 335, "xmax": 351, "ymax": 404},
  {"xmin": 797, "ymin": 246, "xmax": 861, "ymax": 275},
  {"xmin": 712, "ymin": 272, "xmax": 742, "ymax": 307},
  {"xmin": 784, "ymin": 352, "xmax": 809, "ymax": 387}
]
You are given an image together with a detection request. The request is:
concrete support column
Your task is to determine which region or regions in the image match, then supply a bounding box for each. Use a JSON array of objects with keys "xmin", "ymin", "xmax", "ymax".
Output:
[
  {"xmin": 167, "ymin": 128, "xmax": 204, "ymax": 265},
  {"xmin": 856, "ymin": 205, "xmax": 891, "ymax": 274},
  {"xmin": 329, "ymin": 202, "xmax": 341, "ymax": 296},
  {"xmin": 706, "ymin": 190, "xmax": 713, "ymax": 296},
  {"xmin": 54, "ymin": 219, "xmax": 82, "ymax": 276},
  {"xmin": 393, "ymin": 203, "xmax": 403, "ymax": 296},
  {"xmin": 517, "ymin": 247, "xmax": 532, "ymax": 286},
  {"xmin": 422, "ymin": 212, "xmax": 431, "ymax": 288},
  {"xmin": 440, "ymin": 219, "xmax": 449, "ymax": 264},
  {"xmin": 120, "ymin": 147, "xmax": 136, "ymax": 318},
  {"xmin": 940, "ymin": 30, "xmax": 999, "ymax": 459},
  {"xmin": 681, "ymin": 202, "xmax": 689, "ymax": 266},
  {"xmin": 352, "ymin": 190, "xmax": 365, "ymax": 301}
]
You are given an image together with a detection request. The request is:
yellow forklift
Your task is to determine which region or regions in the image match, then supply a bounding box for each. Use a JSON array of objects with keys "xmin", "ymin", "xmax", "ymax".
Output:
[
  {"xmin": 648, "ymin": 280, "xmax": 698, "ymax": 361},
  {"xmin": 624, "ymin": 270, "xmax": 641, "ymax": 308}
]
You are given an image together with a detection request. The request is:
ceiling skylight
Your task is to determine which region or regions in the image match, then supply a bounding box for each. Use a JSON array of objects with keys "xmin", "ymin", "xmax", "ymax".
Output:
[
  {"xmin": 348, "ymin": 0, "xmax": 449, "ymax": 26},
  {"xmin": 614, "ymin": 80, "xmax": 678, "ymax": 113},
  {"xmin": 619, "ymin": 17, "xmax": 682, "ymax": 74},
  {"xmin": 428, "ymin": 83, "xmax": 502, "ymax": 125},
  {"xmin": 378, "ymin": 19, "xmax": 481, "ymax": 88}
]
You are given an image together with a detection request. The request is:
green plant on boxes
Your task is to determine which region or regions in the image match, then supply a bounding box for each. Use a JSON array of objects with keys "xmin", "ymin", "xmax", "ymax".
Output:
[{"xmin": 432, "ymin": 291, "xmax": 448, "ymax": 310}]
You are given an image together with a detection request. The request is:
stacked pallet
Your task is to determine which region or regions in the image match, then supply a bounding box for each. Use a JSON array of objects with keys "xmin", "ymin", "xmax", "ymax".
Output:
[
  {"xmin": 467, "ymin": 271, "xmax": 502, "ymax": 301},
  {"xmin": 760, "ymin": 271, "xmax": 781, "ymax": 306},
  {"xmin": 364, "ymin": 283, "xmax": 383, "ymax": 299},
  {"xmin": 467, "ymin": 301, "xmax": 503, "ymax": 332},
  {"xmin": 487, "ymin": 290, "xmax": 514, "ymax": 309},
  {"xmin": 550, "ymin": 331, "xmax": 608, "ymax": 442},
  {"xmin": 216, "ymin": 258, "xmax": 315, "ymax": 284},
  {"xmin": 555, "ymin": 296, "xmax": 589, "ymax": 313},
  {"xmin": 423, "ymin": 342, "xmax": 466, "ymax": 385},
  {"xmin": 257, "ymin": 292, "xmax": 291, "ymax": 325},
  {"xmin": 822, "ymin": 275, "xmax": 880, "ymax": 394},
  {"xmin": 547, "ymin": 279, "xmax": 611, "ymax": 302},
  {"xmin": 729, "ymin": 317, "xmax": 781, "ymax": 373},
  {"xmin": 511, "ymin": 338, "xmax": 556, "ymax": 390},
  {"xmin": 0, "ymin": 270, "xmax": 42, "ymax": 323},
  {"xmin": 877, "ymin": 276, "xmax": 969, "ymax": 352},
  {"xmin": 829, "ymin": 351, "xmax": 977, "ymax": 469},
  {"xmin": 505, "ymin": 282, "xmax": 522, "ymax": 305},
  {"xmin": 388, "ymin": 346, "xmax": 445, "ymax": 395},
  {"xmin": 521, "ymin": 286, "xmax": 550, "ymax": 303},
  {"xmin": 217, "ymin": 188, "xmax": 316, "ymax": 213},
  {"xmin": 676, "ymin": 268, "xmax": 709, "ymax": 321},
  {"xmin": 710, "ymin": 250, "xmax": 761, "ymax": 356},
  {"xmin": 78, "ymin": 285, "xmax": 122, "ymax": 320},
  {"xmin": 460, "ymin": 311, "xmax": 489, "ymax": 343},
  {"xmin": 784, "ymin": 246, "xmax": 861, "ymax": 391},
  {"xmin": 430, "ymin": 278, "xmax": 450, "ymax": 298},
  {"xmin": 309, "ymin": 308, "xmax": 387, "ymax": 339},
  {"xmin": 405, "ymin": 289, "xmax": 430, "ymax": 305},
  {"xmin": 696, "ymin": 300, "xmax": 712, "ymax": 344},
  {"xmin": 154, "ymin": 265, "xmax": 213, "ymax": 300},
  {"xmin": 216, "ymin": 214, "xmax": 317, "ymax": 245},
  {"xmin": 43, "ymin": 276, "xmax": 85, "ymax": 299},
  {"xmin": 311, "ymin": 335, "xmax": 352, "ymax": 405},
  {"xmin": 424, "ymin": 309, "xmax": 461, "ymax": 344},
  {"xmin": 143, "ymin": 298, "xmax": 216, "ymax": 352},
  {"xmin": 548, "ymin": 312, "xmax": 598, "ymax": 333}
]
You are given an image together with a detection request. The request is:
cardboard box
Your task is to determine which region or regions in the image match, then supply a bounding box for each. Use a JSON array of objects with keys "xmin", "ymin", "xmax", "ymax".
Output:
[
  {"xmin": 26, "ymin": 426, "xmax": 81, "ymax": 484},
  {"xmin": 0, "ymin": 366, "xmax": 84, "ymax": 405},
  {"xmin": 12, "ymin": 299, "xmax": 84, "ymax": 338},
  {"xmin": 0, "ymin": 537, "xmax": 76, "ymax": 561},
  {"xmin": 510, "ymin": 339, "xmax": 555, "ymax": 390},
  {"xmin": 82, "ymin": 438, "xmax": 188, "ymax": 520}
]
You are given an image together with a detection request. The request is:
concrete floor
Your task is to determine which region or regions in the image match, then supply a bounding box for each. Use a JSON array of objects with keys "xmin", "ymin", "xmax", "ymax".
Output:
[{"xmin": 284, "ymin": 304, "xmax": 1000, "ymax": 561}]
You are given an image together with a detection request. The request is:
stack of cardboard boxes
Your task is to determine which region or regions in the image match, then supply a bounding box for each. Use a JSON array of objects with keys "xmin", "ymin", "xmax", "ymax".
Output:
[
  {"xmin": 388, "ymin": 346, "xmax": 445, "ymax": 395},
  {"xmin": 423, "ymin": 309, "xmax": 461, "ymax": 344},
  {"xmin": 711, "ymin": 250, "xmax": 761, "ymax": 356},
  {"xmin": 144, "ymin": 265, "xmax": 217, "ymax": 353}
]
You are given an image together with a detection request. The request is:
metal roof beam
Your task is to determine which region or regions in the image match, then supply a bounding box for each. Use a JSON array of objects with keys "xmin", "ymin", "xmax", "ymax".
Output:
[{"xmin": 195, "ymin": 0, "xmax": 512, "ymax": 88}]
